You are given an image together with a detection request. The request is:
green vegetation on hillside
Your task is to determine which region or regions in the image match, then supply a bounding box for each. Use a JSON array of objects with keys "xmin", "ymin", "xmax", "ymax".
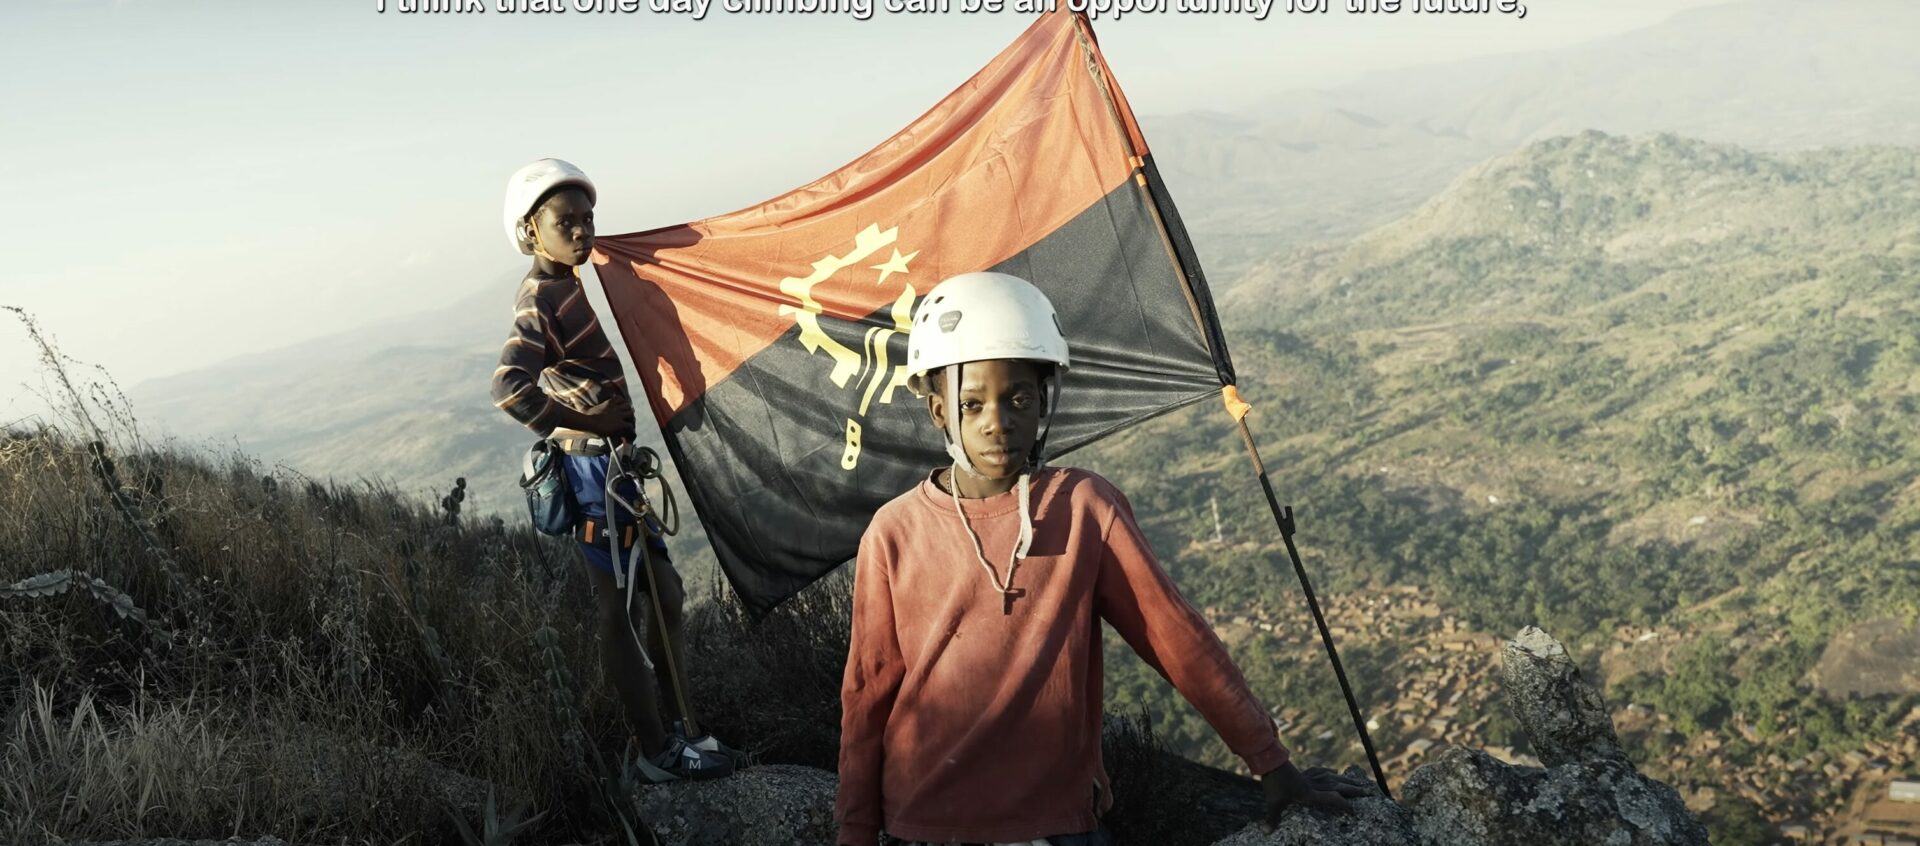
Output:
[{"xmin": 1069, "ymin": 134, "xmax": 1920, "ymax": 835}]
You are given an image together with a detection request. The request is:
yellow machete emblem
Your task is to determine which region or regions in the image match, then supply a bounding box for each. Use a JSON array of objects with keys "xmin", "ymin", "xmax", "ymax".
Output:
[{"xmin": 777, "ymin": 224, "xmax": 921, "ymax": 470}]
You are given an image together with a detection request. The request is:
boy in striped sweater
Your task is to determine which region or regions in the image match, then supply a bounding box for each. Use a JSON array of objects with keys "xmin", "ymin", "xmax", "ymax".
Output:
[{"xmin": 492, "ymin": 158, "xmax": 735, "ymax": 782}]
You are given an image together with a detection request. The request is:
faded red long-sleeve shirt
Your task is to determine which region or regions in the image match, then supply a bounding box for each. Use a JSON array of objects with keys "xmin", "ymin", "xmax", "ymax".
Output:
[{"xmin": 836, "ymin": 467, "xmax": 1288, "ymax": 845}]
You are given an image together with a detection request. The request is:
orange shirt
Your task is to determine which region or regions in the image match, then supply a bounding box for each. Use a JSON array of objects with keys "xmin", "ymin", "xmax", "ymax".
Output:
[{"xmin": 836, "ymin": 467, "xmax": 1288, "ymax": 845}]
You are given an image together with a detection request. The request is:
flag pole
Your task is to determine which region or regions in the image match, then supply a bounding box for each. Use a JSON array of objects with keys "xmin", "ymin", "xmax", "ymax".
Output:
[
  {"xmin": 1227, "ymin": 401, "xmax": 1391, "ymax": 799},
  {"xmin": 1114, "ymin": 143, "xmax": 1397, "ymax": 796},
  {"xmin": 1051, "ymin": 13, "xmax": 1393, "ymax": 793}
]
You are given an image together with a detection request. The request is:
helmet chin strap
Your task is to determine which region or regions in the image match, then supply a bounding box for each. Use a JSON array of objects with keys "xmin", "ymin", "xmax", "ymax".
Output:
[
  {"xmin": 945, "ymin": 364, "xmax": 985, "ymax": 479},
  {"xmin": 526, "ymin": 222, "xmax": 556, "ymax": 263},
  {"xmin": 1030, "ymin": 375, "xmax": 1059, "ymax": 470},
  {"xmin": 526, "ymin": 220, "xmax": 579, "ymax": 269}
]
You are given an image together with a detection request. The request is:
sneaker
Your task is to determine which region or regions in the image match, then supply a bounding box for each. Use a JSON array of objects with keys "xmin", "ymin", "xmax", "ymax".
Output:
[
  {"xmin": 625, "ymin": 747, "xmax": 683, "ymax": 785},
  {"xmin": 648, "ymin": 735, "xmax": 735, "ymax": 781},
  {"xmin": 674, "ymin": 720, "xmax": 750, "ymax": 769}
]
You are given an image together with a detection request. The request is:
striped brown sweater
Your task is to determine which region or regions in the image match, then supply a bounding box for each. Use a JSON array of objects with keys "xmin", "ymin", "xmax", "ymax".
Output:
[{"xmin": 490, "ymin": 269, "xmax": 631, "ymax": 436}]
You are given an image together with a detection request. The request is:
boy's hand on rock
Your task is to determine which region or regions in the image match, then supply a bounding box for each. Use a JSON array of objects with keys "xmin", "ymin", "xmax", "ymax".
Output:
[{"xmin": 1259, "ymin": 762, "xmax": 1372, "ymax": 825}]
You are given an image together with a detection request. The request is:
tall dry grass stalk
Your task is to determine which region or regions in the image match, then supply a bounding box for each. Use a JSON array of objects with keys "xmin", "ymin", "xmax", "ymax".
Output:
[{"xmin": 4, "ymin": 681, "xmax": 243, "ymax": 838}]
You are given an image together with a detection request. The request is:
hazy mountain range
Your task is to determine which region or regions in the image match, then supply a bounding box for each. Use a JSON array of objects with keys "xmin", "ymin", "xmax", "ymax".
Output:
[{"xmin": 1151, "ymin": 0, "xmax": 1920, "ymax": 272}]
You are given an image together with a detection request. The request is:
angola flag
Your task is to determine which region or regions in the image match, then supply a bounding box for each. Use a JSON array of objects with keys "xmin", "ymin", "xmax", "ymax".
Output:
[{"xmin": 593, "ymin": 10, "xmax": 1237, "ymax": 617}]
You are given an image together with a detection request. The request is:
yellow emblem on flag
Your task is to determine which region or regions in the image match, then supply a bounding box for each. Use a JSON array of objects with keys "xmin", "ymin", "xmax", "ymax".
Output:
[{"xmin": 777, "ymin": 224, "xmax": 920, "ymax": 470}]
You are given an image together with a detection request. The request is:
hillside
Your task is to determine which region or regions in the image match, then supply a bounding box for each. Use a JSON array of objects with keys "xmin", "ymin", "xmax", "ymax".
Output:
[
  {"xmin": 110, "ymin": 125, "xmax": 1920, "ymax": 842},
  {"xmin": 1078, "ymin": 132, "xmax": 1920, "ymax": 843},
  {"xmin": 128, "ymin": 275, "xmax": 720, "ymax": 588},
  {"xmin": 105, "ymin": 3, "xmax": 1920, "ymax": 836},
  {"xmin": 1307, "ymin": 0, "xmax": 1920, "ymax": 153},
  {"xmin": 132, "ymin": 274, "xmax": 559, "ymax": 515}
]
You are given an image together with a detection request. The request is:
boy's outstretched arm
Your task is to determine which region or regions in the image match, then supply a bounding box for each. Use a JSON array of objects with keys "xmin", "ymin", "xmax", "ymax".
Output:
[
  {"xmin": 1093, "ymin": 482, "xmax": 1361, "ymax": 815},
  {"xmin": 836, "ymin": 533, "xmax": 907, "ymax": 846}
]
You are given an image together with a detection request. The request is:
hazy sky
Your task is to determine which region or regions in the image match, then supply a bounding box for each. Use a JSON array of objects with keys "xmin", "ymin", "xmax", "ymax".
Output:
[{"xmin": 0, "ymin": 0, "xmax": 1735, "ymax": 423}]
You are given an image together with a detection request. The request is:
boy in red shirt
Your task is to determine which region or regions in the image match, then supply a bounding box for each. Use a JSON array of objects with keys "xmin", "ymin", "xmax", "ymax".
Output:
[{"xmin": 835, "ymin": 272, "xmax": 1367, "ymax": 845}]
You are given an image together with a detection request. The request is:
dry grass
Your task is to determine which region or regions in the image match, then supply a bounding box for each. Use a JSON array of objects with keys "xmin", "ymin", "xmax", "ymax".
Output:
[
  {"xmin": 0, "ymin": 308, "xmax": 641, "ymax": 844},
  {"xmin": 0, "ymin": 420, "xmax": 637, "ymax": 843},
  {"xmin": 4, "ymin": 683, "xmax": 241, "ymax": 837}
]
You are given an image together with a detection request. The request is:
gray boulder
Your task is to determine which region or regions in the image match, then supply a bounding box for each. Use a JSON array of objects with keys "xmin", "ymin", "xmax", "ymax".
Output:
[
  {"xmin": 1392, "ymin": 627, "xmax": 1708, "ymax": 846},
  {"xmin": 635, "ymin": 764, "xmax": 838, "ymax": 846},
  {"xmin": 1211, "ymin": 780, "xmax": 1421, "ymax": 846},
  {"xmin": 1402, "ymin": 749, "xmax": 1706, "ymax": 846},
  {"xmin": 1499, "ymin": 625, "xmax": 1626, "ymax": 767},
  {"xmin": 1207, "ymin": 627, "xmax": 1705, "ymax": 846}
]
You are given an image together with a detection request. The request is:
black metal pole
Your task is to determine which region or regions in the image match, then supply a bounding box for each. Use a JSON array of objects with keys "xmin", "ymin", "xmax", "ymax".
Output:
[{"xmin": 1233, "ymin": 416, "xmax": 1392, "ymax": 800}]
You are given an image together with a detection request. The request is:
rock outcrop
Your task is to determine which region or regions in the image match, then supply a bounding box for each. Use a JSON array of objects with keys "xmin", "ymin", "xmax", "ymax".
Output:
[
  {"xmin": 1212, "ymin": 785, "xmax": 1422, "ymax": 846},
  {"xmin": 634, "ymin": 763, "xmax": 838, "ymax": 846},
  {"xmin": 640, "ymin": 627, "xmax": 1707, "ymax": 846},
  {"xmin": 1392, "ymin": 626, "xmax": 1707, "ymax": 846},
  {"xmin": 1401, "ymin": 747, "xmax": 1705, "ymax": 846},
  {"xmin": 1498, "ymin": 625, "xmax": 1627, "ymax": 767}
]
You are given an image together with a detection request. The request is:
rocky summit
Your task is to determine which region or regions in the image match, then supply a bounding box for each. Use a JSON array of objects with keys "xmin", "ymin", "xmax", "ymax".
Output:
[
  {"xmin": 634, "ymin": 764, "xmax": 839, "ymax": 846},
  {"xmin": 638, "ymin": 627, "xmax": 1708, "ymax": 846},
  {"xmin": 71, "ymin": 628, "xmax": 1703, "ymax": 846}
]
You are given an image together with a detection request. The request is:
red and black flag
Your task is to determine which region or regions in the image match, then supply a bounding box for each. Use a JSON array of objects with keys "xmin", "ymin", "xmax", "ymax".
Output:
[{"xmin": 593, "ymin": 11, "xmax": 1237, "ymax": 617}]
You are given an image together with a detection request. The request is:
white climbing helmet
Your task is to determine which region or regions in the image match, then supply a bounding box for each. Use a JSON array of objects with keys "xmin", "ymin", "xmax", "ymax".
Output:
[
  {"xmin": 502, "ymin": 158, "xmax": 596, "ymax": 255},
  {"xmin": 907, "ymin": 271, "xmax": 1070, "ymax": 384},
  {"xmin": 907, "ymin": 271, "xmax": 1070, "ymax": 477}
]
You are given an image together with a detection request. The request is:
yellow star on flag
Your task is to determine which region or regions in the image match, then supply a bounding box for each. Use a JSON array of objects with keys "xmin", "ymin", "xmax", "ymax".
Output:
[{"xmin": 870, "ymin": 248, "xmax": 919, "ymax": 286}]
